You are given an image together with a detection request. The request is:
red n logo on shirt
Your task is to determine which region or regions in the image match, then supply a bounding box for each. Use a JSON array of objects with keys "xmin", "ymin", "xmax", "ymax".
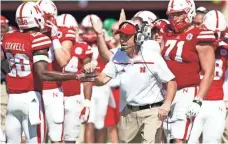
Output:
[
  {"xmin": 53, "ymin": 93, "xmax": 58, "ymax": 97},
  {"xmin": 140, "ymin": 67, "xmax": 146, "ymax": 73}
]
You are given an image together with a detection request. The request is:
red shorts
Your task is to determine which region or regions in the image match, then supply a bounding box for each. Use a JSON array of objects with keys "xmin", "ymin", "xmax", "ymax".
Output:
[{"xmin": 104, "ymin": 88, "xmax": 120, "ymax": 127}]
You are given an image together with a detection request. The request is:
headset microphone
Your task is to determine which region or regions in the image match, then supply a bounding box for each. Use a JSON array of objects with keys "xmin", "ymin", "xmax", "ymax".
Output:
[{"xmin": 120, "ymin": 44, "xmax": 135, "ymax": 51}]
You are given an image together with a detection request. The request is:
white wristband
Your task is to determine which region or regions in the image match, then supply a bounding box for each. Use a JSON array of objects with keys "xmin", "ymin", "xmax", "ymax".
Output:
[
  {"xmin": 194, "ymin": 96, "xmax": 203, "ymax": 101},
  {"xmin": 33, "ymin": 55, "xmax": 49, "ymax": 63},
  {"xmin": 52, "ymin": 39, "xmax": 62, "ymax": 50},
  {"xmin": 83, "ymin": 99, "xmax": 91, "ymax": 107}
]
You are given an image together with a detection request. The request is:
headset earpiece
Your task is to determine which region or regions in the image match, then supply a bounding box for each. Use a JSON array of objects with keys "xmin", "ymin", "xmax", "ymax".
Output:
[
  {"xmin": 141, "ymin": 22, "xmax": 152, "ymax": 39},
  {"xmin": 134, "ymin": 22, "xmax": 147, "ymax": 45},
  {"xmin": 135, "ymin": 32, "xmax": 145, "ymax": 45}
]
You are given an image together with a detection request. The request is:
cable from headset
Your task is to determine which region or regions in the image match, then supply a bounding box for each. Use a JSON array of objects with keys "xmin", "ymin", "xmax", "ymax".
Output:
[
  {"xmin": 139, "ymin": 46, "xmax": 173, "ymax": 143},
  {"xmin": 139, "ymin": 47, "xmax": 166, "ymax": 99}
]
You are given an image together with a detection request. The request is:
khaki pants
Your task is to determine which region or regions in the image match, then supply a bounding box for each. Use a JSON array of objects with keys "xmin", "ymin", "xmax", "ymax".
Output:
[
  {"xmin": 222, "ymin": 101, "xmax": 228, "ymax": 143},
  {"xmin": 1, "ymin": 82, "xmax": 8, "ymax": 132},
  {"xmin": 118, "ymin": 106, "xmax": 162, "ymax": 143}
]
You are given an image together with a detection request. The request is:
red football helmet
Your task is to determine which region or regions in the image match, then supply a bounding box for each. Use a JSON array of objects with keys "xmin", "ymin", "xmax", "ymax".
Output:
[
  {"xmin": 152, "ymin": 19, "xmax": 170, "ymax": 33},
  {"xmin": 167, "ymin": 0, "xmax": 196, "ymax": 33},
  {"xmin": 1, "ymin": 15, "xmax": 9, "ymax": 35}
]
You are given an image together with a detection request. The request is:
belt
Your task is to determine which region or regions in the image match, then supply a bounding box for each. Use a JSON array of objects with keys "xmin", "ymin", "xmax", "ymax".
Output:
[{"xmin": 127, "ymin": 101, "xmax": 163, "ymax": 111}]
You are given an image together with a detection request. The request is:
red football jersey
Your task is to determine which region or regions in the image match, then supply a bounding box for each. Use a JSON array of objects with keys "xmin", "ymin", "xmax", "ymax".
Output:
[
  {"xmin": 43, "ymin": 26, "xmax": 76, "ymax": 90},
  {"xmin": 202, "ymin": 47, "xmax": 228, "ymax": 100},
  {"xmin": 2, "ymin": 31, "xmax": 51, "ymax": 94},
  {"xmin": 62, "ymin": 42, "xmax": 91, "ymax": 96},
  {"xmin": 161, "ymin": 26, "xmax": 216, "ymax": 89}
]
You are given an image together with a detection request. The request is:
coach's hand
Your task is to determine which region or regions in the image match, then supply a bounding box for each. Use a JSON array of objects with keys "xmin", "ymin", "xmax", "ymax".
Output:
[
  {"xmin": 158, "ymin": 102, "xmax": 171, "ymax": 120},
  {"xmin": 186, "ymin": 97, "xmax": 202, "ymax": 119},
  {"xmin": 76, "ymin": 72, "xmax": 97, "ymax": 82},
  {"xmin": 80, "ymin": 99, "xmax": 91, "ymax": 124},
  {"xmin": 83, "ymin": 62, "xmax": 99, "ymax": 73}
]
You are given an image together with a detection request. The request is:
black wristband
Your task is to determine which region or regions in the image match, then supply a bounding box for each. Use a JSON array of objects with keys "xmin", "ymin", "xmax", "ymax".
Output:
[{"xmin": 193, "ymin": 100, "xmax": 202, "ymax": 107}]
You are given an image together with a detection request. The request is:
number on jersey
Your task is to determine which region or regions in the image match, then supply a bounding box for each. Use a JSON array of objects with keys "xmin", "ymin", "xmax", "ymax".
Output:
[
  {"xmin": 164, "ymin": 40, "xmax": 185, "ymax": 62},
  {"xmin": 200, "ymin": 59, "xmax": 223, "ymax": 80},
  {"xmin": 5, "ymin": 52, "xmax": 31, "ymax": 77},
  {"xmin": 214, "ymin": 59, "xmax": 223, "ymax": 80}
]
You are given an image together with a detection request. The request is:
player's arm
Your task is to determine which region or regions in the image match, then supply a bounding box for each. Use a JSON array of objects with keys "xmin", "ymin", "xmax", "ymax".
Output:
[
  {"xmin": 1, "ymin": 40, "xmax": 10, "ymax": 74},
  {"xmin": 90, "ymin": 16, "xmax": 114, "ymax": 62},
  {"xmin": 97, "ymin": 33, "xmax": 114, "ymax": 62},
  {"xmin": 33, "ymin": 49, "xmax": 80, "ymax": 81},
  {"xmin": 1, "ymin": 48, "xmax": 5, "ymax": 60},
  {"xmin": 196, "ymin": 42, "xmax": 215, "ymax": 99},
  {"xmin": 53, "ymin": 39, "xmax": 73, "ymax": 67},
  {"xmin": 1, "ymin": 50, "xmax": 10, "ymax": 74},
  {"xmin": 46, "ymin": 21, "xmax": 74, "ymax": 67},
  {"xmin": 82, "ymin": 57, "xmax": 93, "ymax": 100}
]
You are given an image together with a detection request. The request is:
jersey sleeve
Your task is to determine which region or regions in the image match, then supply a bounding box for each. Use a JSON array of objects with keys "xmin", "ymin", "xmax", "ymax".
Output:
[
  {"xmin": 102, "ymin": 59, "xmax": 118, "ymax": 78},
  {"xmin": 196, "ymin": 30, "xmax": 216, "ymax": 44},
  {"xmin": 31, "ymin": 33, "xmax": 52, "ymax": 51},
  {"xmin": 58, "ymin": 26, "xmax": 76, "ymax": 42}
]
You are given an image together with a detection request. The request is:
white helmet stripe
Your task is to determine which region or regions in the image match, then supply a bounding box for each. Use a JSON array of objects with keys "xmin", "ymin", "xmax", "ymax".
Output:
[{"xmin": 19, "ymin": 2, "xmax": 27, "ymax": 23}]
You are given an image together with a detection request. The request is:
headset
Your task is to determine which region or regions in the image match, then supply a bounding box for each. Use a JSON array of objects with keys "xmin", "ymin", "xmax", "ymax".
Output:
[
  {"xmin": 119, "ymin": 20, "xmax": 151, "ymax": 46},
  {"xmin": 141, "ymin": 21, "xmax": 152, "ymax": 40}
]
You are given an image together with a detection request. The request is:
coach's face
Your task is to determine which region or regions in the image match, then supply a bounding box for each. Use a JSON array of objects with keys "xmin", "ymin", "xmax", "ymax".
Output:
[
  {"xmin": 115, "ymin": 22, "xmax": 137, "ymax": 51},
  {"xmin": 120, "ymin": 33, "xmax": 135, "ymax": 51}
]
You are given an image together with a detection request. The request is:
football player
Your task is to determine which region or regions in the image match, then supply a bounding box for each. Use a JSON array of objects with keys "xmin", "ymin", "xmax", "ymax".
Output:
[
  {"xmin": 1, "ymin": 2, "xmax": 92, "ymax": 143},
  {"xmin": 151, "ymin": 19, "xmax": 170, "ymax": 49},
  {"xmin": 80, "ymin": 14, "xmax": 113, "ymax": 143},
  {"xmin": 57, "ymin": 13, "xmax": 93, "ymax": 144},
  {"xmin": 188, "ymin": 10, "xmax": 228, "ymax": 143},
  {"xmin": 193, "ymin": 7, "xmax": 207, "ymax": 28},
  {"xmin": 162, "ymin": 0, "xmax": 216, "ymax": 143},
  {"xmin": 37, "ymin": 0, "xmax": 78, "ymax": 143}
]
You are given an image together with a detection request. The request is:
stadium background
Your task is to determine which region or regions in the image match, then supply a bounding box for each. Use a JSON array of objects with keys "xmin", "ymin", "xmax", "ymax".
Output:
[{"xmin": 1, "ymin": 0, "xmax": 227, "ymax": 28}]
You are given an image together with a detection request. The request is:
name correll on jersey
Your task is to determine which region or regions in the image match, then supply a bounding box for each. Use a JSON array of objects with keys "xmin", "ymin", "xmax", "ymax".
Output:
[{"xmin": 4, "ymin": 42, "xmax": 25, "ymax": 51}]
